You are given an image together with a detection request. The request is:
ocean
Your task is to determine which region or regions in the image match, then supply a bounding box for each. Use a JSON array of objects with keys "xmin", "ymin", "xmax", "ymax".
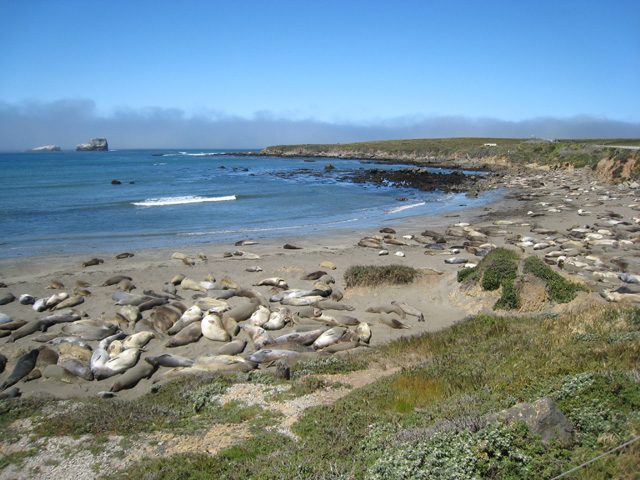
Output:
[{"xmin": 0, "ymin": 150, "xmax": 499, "ymax": 258}]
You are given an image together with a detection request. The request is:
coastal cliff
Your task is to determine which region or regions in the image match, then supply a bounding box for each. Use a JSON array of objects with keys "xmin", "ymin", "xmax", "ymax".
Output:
[{"xmin": 261, "ymin": 137, "xmax": 640, "ymax": 178}]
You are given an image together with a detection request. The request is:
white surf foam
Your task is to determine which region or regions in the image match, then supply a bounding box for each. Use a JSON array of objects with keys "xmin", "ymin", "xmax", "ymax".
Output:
[{"xmin": 132, "ymin": 195, "xmax": 236, "ymax": 207}]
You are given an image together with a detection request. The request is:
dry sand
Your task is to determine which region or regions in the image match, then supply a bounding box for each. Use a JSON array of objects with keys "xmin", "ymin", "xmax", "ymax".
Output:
[{"xmin": 0, "ymin": 166, "xmax": 639, "ymax": 401}]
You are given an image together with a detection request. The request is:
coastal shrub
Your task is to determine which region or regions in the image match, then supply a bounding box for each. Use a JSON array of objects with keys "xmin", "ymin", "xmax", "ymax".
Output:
[
  {"xmin": 460, "ymin": 248, "xmax": 521, "ymax": 310},
  {"xmin": 292, "ymin": 354, "xmax": 368, "ymax": 378},
  {"xmin": 366, "ymin": 422, "xmax": 531, "ymax": 480},
  {"xmin": 457, "ymin": 266, "xmax": 478, "ymax": 283},
  {"xmin": 344, "ymin": 265, "xmax": 416, "ymax": 288},
  {"xmin": 523, "ymin": 256, "xmax": 588, "ymax": 303}
]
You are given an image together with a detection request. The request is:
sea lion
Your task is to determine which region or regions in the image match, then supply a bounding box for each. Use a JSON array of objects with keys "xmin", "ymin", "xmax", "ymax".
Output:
[
  {"xmin": 1, "ymin": 348, "xmax": 39, "ymax": 391},
  {"xmin": 201, "ymin": 313, "xmax": 231, "ymax": 342},
  {"xmin": 82, "ymin": 258, "xmax": 104, "ymax": 267},
  {"xmin": 165, "ymin": 322, "xmax": 202, "ymax": 347},
  {"xmin": 110, "ymin": 361, "xmax": 156, "ymax": 392}
]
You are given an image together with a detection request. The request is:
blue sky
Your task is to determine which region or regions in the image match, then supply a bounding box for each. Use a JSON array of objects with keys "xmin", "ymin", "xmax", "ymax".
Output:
[{"xmin": 1, "ymin": 0, "xmax": 639, "ymax": 149}]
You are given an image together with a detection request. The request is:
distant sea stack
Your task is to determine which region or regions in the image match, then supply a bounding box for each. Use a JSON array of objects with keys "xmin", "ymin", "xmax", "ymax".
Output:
[
  {"xmin": 76, "ymin": 138, "xmax": 108, "ymax": 151},
  {"xmin": 27, "ymin": 145, "xmax": 61, "ymax": 152}
]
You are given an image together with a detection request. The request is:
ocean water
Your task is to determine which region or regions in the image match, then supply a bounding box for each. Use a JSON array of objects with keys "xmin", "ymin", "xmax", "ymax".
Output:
[{"xmin": 0, "ymin": 150, "xmax": 499, "ymax": 258}]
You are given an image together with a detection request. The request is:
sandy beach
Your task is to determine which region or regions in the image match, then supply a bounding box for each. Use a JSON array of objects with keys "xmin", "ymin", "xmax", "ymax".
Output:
[{"xmin": 1, "ymin": 165, "xmax": 638, "ymax": 401}]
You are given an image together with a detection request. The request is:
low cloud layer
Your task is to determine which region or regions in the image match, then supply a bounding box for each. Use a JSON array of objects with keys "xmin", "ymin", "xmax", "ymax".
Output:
[{"xmin": 1, "ymin": 99, "xmax": 638, "ymax": 151}]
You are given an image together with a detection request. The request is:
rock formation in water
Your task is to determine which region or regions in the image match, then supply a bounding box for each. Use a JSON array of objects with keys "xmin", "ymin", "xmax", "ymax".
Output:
[
  {"xmin": 27, "ymin": 145, "xmax": 61, "ymax": 152},
  {"xmin": 76, "ymin": 138, "xmax": 108, "ymax": 151}
]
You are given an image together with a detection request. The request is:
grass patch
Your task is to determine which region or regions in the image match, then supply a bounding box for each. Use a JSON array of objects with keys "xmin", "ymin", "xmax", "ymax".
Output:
[
  {"xmin": 458, "ymin": 248, "xmax": 522, "ymax": 310},
  {"xmin": 344, "ymin": 264, "xmax": 417, "ymax": 288},
  {"xmin": 524, "ymin": 256, "xmax": 589, "ymax": 303}
]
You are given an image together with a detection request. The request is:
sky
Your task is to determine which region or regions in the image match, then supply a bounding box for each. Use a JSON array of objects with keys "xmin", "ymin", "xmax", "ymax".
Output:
[{"xmin": 0, "ymin": 0, "xmax": 639, "ymax": 150}]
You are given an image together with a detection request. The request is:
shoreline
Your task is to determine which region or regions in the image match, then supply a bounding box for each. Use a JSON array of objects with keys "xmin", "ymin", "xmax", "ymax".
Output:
[{"xmin": 1, "ymin": 166, "xmax": 638, "ymax": 401}]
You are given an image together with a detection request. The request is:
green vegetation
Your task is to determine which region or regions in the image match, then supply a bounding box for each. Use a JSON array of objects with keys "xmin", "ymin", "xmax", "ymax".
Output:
[
  {"xmin": 458, "ymin": 249, "xmax": 588, "ymax": 310},
  {"xmin": 524, "ymin": 256, "xmax": 589, "ymax": 303},
  {"xmin": 264, "ymin": 137, "xmax": 640, "ymax": 172},
  {"xmin": 106, "ymin": 304, "xmax": 640, "ymax": 479},
  {"xmin": 344, "ymin": 264, "xmax": 417, "ymax": 288},
  {"xmin": 458, "ymin": 248, "xmax": 522, "ymax": 310},
  {"xmin": 2, "ymin": 304, "xmax": 640, "ymax": 478}
]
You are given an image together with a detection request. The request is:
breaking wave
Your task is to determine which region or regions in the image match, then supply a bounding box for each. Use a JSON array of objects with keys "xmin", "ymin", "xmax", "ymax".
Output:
[{"xmin": 132, "ymin": 195, "xmax": 236, "ymax": 206}]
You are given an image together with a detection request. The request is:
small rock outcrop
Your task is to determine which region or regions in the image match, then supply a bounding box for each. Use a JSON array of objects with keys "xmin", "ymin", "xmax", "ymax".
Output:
[
  {"xmin": 27, "ymin": 145, "xmax": 61, "ymax": 152},
  {"xmin": 485, "ymin": 397, "xmax": 574, "ymax": 445},
  {"xmin": 76, "ymin": 138, "xmax": 108, "ymax": 151}
]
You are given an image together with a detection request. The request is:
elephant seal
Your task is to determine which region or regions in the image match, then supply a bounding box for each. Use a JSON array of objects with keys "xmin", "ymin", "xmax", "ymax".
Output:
[
  {"xmin": 378, "ymin": 314, "xmax": 411, "ymax": 329},
  {"xmin": 300, "ymin": 271, "xmax": 328, "ymax": 281},
  {"xmin": 95, "ymin": 348, "xmax": 142, "ymax": 380},
  {"xmin": 0, "ymin": 352, "xmax": 6, "ymax": 373},
  {"xmin": 216, "ymin": 339, "xmax": 247, "ymax": 356},
  {"xmin": 239, "ymin": 325, "xmax": 273, "ymax": 349},
  {"xmin": 313, "ymin": 299, "xmax": 355, "ymax": 311},
  {"xmin": 165, "ymin": 322, "xmax": 202, "ymax": 347},
  {"xmin": 104, "ymin": 275, "xmax": 134, "ymax": 287},
  {"xmin": 115, "ymin": 252, "xmax": 134, "ymax": 259},
  {"xmin": 82, "ymin": 258, "xmax": 104, "ymax": 267},
  {"xmin": 1, "ymin": 349, "xmax": 39, "ymax": 391},
  {"xmin": 110, "ymin": 361, "xmax": 156, "ymax": 392},
  {"xmin": 122, "ymin": 331, "xmax": 156, "ymax": 349},
  {"xmin": 145, "ymin": 353, "xmax": 194, "ymax": 368},
  {"xmin": 150, "ymin": 306, "xmax": 181, "ymax": 332},
  {"xmin": 391, "ymin": 301, "xmax": 425, "ymax": 322},
  {"xmin": 366, "ymin": 304, "xmax": 405, "ymax": 317},
  {"xmin": 201, "ymin": 313, "xmax": 231, "ymax": 342},
  {"xmin": 274, "ymin": 328, "xmax": 328, "ymax": 346},
  {"xmin": 46, "ymin": 280, "xmax": 64, "ymax": 289},
  {"xmin": 0, "ymin": 291, "xmax": 15, "ymax": 305},
  {"xmin": 312, "ymin": 327, "xmax": 347, "ymax": 350},
  {"xmin": 0, "ymin": 387, "xmax": 20, "ymax": 399},
  {"xmin": 57, "ymin": 353, "xmax": 93, "ymax": 381}
]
